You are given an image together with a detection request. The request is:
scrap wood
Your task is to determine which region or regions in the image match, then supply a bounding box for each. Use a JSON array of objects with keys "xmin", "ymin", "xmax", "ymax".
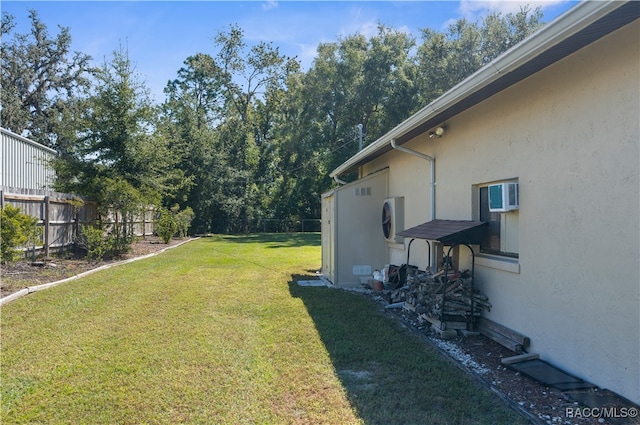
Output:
[{"xmin": 389, "ymin": 269, "xmax": 491, "ymax": 322}]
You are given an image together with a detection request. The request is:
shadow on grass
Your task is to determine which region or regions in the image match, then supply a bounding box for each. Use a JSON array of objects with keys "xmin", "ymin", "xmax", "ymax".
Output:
[
  {"xmin": 288, "ymin": 273, "xmax": 528, "ymax": 425},
  {"xmin": 211, "ymin": 233, "xmax": 321, "ymax": 248}
]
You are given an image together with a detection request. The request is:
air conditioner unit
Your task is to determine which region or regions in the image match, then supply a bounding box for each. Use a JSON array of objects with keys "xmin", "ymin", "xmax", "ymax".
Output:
[
  {"xmin": 382, "ymin": 197, "xmax": 404, "ymax": 243},
  {"xmin": 489, "ymin": 182, "xmax": 519, "ymax": 212}
]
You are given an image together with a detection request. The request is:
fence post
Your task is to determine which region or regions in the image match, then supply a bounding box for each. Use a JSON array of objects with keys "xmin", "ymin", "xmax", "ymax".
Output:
[
  {"xmin": 74, "ymin": 209, "xmax": 79, "ymax": 252},
  {"xmin": 44, "ymin": 195, "xmax": 50, "ymax": 258},
  {"xmin": 1, "ymin": 190, "xmax": 4, "ymax": 209}
]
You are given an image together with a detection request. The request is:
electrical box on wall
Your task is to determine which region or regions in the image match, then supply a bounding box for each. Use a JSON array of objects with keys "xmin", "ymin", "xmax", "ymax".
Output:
[
  {"xmin": 489, "ymin": 182, "xmax": 519, "ymax": 212},
  {"xmin": 382, "ymin": 197, "xmax": 405, "ymax": 243}
]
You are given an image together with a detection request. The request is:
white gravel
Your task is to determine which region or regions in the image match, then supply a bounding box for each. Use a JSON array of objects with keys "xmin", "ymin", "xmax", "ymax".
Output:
[{"xmin": 428, "ymin": 337, "xmax": 490, "ymax": 375}]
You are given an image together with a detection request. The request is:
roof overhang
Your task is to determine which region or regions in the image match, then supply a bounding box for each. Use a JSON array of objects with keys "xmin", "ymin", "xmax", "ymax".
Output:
[
  {"xmin": 0, "ymin": 127, "xmax": 57, "ymax": 155},
  {"xmin": 397, "ymin": 219, "xmax": 487, "ymax": 245},
  {"xmin": 331, "ymin": 1, "xmax": 639, "ymax": 178}
]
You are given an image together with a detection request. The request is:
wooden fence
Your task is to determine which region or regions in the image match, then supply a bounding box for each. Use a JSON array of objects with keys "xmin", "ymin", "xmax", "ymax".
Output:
[{"xmin": 1, "ymin": 187, "xmax": 155, "ymax": 258}]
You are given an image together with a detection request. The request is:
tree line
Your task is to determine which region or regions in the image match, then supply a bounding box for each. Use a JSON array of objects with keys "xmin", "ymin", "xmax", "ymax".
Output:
[{"xmin": 1, "ymin": 8, "xmax": 543, "ymax": 234}]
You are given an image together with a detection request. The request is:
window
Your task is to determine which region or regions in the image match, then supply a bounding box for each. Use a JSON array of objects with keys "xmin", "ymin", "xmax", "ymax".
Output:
[{"xmin": 478, "ymin": 183, "xmax": 519, "ymax": 258}]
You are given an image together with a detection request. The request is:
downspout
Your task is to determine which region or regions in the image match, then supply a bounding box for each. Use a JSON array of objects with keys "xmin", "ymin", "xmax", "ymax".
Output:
[
  {"xmin": 333, "ymin": 175, "xmax": 347, "ymax": 185},
  {"xmin": 390, "ymin": 138, "xmax": 435, "ymax": 221},
  {"xmin": 391, "ymin": 138, "xmax": 436, "ymax": 270}
]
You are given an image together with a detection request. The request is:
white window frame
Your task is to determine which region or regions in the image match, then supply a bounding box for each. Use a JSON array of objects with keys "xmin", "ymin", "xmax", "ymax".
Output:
[{"xmin": 473, "ymin": 180, "xmax": 520, "ymax": 273}]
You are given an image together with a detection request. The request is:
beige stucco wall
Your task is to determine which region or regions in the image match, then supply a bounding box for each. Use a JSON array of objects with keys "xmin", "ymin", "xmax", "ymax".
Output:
[
  {"xmin": 361, "ymin": 20, "xmax": 639, "ymax": 403},
  {"xmin": 323, "ymin": 169, "xmax": 389, "ymax": 287},
  {"xmin": 382, "ymin": 151, "xmax": 431, "ymax": 267}
]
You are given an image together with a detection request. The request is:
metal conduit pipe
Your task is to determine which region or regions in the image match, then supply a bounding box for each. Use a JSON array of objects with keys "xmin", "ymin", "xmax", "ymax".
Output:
[
  {"xmin": 390, "ymin": 138, "xmax": 436, "ymax": 269},
  {"xmin": 333, "ymin": 175, "xmax": 348, "ymax": 185},
  {"xmin": 390, "ymin": 138, "xmax": 436, "ymax": 221}
]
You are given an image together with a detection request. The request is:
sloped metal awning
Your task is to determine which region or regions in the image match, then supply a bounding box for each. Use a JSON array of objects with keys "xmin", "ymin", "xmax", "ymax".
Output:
[{"xmin": 397, "ymin": 219, "xmax": 487, "ymax": 245}]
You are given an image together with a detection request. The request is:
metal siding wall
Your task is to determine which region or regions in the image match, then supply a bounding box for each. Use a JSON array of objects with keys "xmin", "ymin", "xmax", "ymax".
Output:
[{"xmin": 1, "ymin": 128, "xmax": 56, "ymax": 190}]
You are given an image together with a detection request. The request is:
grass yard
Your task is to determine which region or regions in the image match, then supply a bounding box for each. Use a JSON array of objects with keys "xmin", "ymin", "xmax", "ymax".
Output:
[{"xmin": 1, "ymin": 234, "xmax": 528, "ymax": 424}]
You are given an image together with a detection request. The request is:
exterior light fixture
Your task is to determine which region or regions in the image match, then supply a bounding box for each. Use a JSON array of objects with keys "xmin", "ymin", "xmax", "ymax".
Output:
[{"xmin": 429, "ymin": 126, "xmax": 446, "ymax": 138}]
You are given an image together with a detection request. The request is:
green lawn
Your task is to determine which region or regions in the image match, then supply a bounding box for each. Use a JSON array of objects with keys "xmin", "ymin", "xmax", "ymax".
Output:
[{"xmin": 1, "ymin": 234, "xmax": 527, "ymax": 424}]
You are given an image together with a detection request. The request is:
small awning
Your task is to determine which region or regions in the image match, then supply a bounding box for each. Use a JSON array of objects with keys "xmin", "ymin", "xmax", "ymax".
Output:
[{"xmin": 397, "ymin": 219, "xmax": 487, "ymax": 245}]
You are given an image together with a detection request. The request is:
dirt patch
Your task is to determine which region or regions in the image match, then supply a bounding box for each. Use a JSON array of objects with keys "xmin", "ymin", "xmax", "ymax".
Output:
[{"xmin": 1, "ymin": 236, "xmax": 188, "ymax": 298}]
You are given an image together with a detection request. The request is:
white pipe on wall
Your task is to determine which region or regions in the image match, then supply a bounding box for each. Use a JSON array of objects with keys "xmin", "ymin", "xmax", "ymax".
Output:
[
  {"xmin": 333, "ymin": 175, "xmax": 347, "ymax": 185},
  {"xmin": 390, "ymin": 138, "xmax": 437, "ymax": 270},
  {"xmin": 390, "ymin": 138, "xmax": 435, "ymax": 221}
]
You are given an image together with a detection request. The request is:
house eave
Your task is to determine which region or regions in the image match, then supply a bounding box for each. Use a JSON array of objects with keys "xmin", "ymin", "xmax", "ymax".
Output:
[{"xmin": 330, "ymin": 0, "xmax": 639, "ymax": 179}]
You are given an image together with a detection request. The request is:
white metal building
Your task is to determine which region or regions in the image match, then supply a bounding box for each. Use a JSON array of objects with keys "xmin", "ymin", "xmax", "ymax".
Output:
[{"xmin": 1, "ymin": 127, "xmax": 56, "ymax": 191}]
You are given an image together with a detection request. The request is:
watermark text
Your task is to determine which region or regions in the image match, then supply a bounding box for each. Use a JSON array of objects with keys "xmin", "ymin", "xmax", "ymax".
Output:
[{"xmin": 565, "ymin": 406, "xmax": 638, "ymax": 419}]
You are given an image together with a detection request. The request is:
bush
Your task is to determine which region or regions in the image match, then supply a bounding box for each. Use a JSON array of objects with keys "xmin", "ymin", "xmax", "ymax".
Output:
[
  {"xmin": 175, "ymin": 207, "xmax": 195, "ymax": 238},
  {"xmin": 76, "ymin": 226, "xmax": 108, "ymax": 262},
  {"xmin": 76, "ymin": 225, "xmax": 136, "ymax": 263},
  {"xmin": 1, "ymin": 205, "xmax": 40, "ymax": 264},
  {"xmin": 97, "ymin": 177, "xmax": 141, "ymax": 257},
  {"xmin": 75, "ymin": 227, "xmax": 134, "ymax": 262},
  {"xmin": 156, "ymin": 209, "xmax": 177, "ymax": 244}
]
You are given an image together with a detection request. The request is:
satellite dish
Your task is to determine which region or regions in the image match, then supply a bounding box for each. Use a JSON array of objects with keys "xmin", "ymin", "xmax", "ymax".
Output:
[{"xmin": 382, "ymin": 201, "xmax": 392, "ymax": 239}]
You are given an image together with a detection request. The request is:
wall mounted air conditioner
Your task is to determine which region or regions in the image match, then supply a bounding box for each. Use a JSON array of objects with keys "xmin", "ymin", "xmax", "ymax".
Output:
[
  {"xmin": 489, "ymin": 182, "xmax": 519, "ymax": 212},
  {"xmin": 382, "ymin": 197, "xmax": 404, "ymax": 243}
]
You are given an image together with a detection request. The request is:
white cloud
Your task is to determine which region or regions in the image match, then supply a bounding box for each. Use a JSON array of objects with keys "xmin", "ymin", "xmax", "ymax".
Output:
[
  {"xmin": 458, "ymin": 0, "xmax": 569, "ymax": 21},
  {"xmin": 349, "ymin": 20, "xmax": 379, "ymax": 39},
  {"xmin": 296, "ymin": 43, "xmax": 321, "ymax": 69},
  {"xmin": 335, "ymin": 6, "xmax": 382, "ymax": 39},
  {"xmin": 262, "ymin": 1, "xmax": 278, "ymax": 12}
]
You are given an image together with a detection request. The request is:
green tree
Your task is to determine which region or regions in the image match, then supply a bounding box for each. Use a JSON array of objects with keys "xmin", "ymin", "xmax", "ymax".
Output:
[
  {"xmin": 265, "ymin": 25, "xmax": 417, "ymax": 221},
  {"xmin": 54, "ymin": 46, "xmax": 184, "ymax": 202},
  {"xmin": 416, "ymin": 6, "xmax": 543, "ymax": 104},
  {"xmin": 264, "ymin": 11, "xmax": 542, "ymax": 222},
  {"xmin": 212, "ymin": 24, "xmax": 299, "ymax": 232},
  {"xmin": 0, "ymin": 10, "xmax": 93, "ymax": 147},
  {"xmin": 174, "ymin": 206, "xmax": 195, "ymax": 238},
  {"xmin": 97, "ymin": 177, "xmax": 143, "ymax": 255},
  {"xmin": 53, "ymin": 46, "xmax": 187, "ymax": 249},
  {"xmin": 156, "ymin": 208, "xmax": 177, "ymax": 244},
  {"xmin": 352, "ymin": 25, "xmax": 418, "ymax": 142},
  {"xmin": 8, "ymin": 8, "xmax": 546, "ymax": 237},
  {"xmin": 160, "ymin": 54, "xmax": 229, "ymax": 233},
  {"xmin": 162, "ymin": 25, "xmax": 298, "ymax": 233}
]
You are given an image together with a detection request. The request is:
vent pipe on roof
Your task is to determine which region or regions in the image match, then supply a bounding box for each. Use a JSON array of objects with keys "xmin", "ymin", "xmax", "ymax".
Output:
[{"xmin": 390, "ymin": 138, "xmax": 436, "ymax": 222}]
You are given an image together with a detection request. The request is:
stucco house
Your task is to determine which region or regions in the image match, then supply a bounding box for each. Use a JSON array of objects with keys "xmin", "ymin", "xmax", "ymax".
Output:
[{"xmin": 321, "ymin": 1, "xmax": 639, "ymax": 405}]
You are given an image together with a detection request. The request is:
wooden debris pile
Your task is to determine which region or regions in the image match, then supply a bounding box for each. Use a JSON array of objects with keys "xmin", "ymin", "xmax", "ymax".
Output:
[{"xmin": 389, "ymin": 269, "xmax": 492, "ymax": 327}]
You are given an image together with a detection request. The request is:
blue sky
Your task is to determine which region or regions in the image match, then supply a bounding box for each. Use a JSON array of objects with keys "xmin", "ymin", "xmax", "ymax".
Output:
[{"xmin": 3, "ymin": 1, "xmax": 577, "ymax": 102}]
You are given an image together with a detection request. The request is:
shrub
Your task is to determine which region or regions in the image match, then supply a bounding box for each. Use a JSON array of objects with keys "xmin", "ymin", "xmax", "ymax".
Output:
[
  {"xmin": 1, "ymin": 205, "xmax": 40, "ymax": 264},
  {"xmin": 156, "ymin": 208, "xmax": 177, "ymax": 244},
  {"xmin": 97, "ymin": 177, "xmax": 141, "ymax": 257},
  {"xmin": 175, "ymin": 207, "xmax": 195, "ymax": 238},
  {"xmin": 76, "ymin": 226, "xmax": 108, "ymax": 262},
  {"xmin": 76, "ymin": 225, "xmax": 137, "ymax": 263}
]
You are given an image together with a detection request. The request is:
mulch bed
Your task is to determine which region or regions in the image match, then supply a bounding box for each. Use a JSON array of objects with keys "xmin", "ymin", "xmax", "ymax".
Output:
[{"xmin": 1, "ymin": 236, "xmax": 186, "ymax": 298}]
